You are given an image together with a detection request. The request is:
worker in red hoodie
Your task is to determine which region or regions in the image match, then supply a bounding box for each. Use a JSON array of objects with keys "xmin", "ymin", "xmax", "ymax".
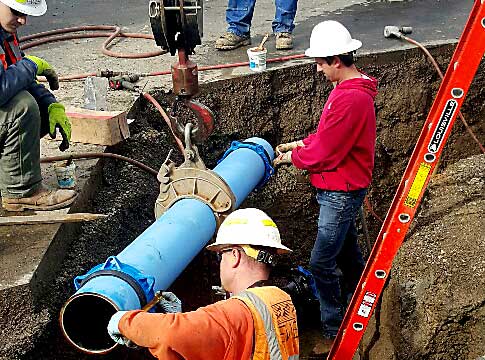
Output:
[{"xmin": 273, "ymin": 20, "xmax": 378, "ymax": 355}]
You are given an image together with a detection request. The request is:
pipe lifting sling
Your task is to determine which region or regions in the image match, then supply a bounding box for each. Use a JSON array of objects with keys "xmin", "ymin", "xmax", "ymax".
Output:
[{"xmin": 329, "ymin": 2, "xmax": 485, "ymax": 358}]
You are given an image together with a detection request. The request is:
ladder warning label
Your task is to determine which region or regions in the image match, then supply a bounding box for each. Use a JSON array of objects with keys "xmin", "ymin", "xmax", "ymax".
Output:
[
  {"xmin": 428, "ymin": 99, "xmax": 458, "ymax": 153},
  {"xmin": 357, "ymin": 291, "xmax": 377, "ymax": 318},
  {"xmin": 404, "ymin": 162, "xmax": 432, "ymax": 208}
]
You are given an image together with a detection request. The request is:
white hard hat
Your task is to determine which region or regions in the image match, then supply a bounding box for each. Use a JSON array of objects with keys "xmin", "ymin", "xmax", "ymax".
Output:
[
  {"xmin": 206, "ymin": 208, "xmax": 292, "ymax": 254},
  {"xmin": 0, "ymin": 0, "xmax": 47, "ymax": 16},
  {"xmin": 305, "ymin": 20, "xmax": 362, "ymax": 58}
]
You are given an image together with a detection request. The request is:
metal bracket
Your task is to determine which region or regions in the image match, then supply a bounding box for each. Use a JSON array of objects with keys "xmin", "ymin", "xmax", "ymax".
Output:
[
  {"xmin": 154, "ymin": 123, "xmax": 235, "ymax": 220},
  {"xmin": 154, "ymin": 165, "xmax": 235, "ymax": 220}
]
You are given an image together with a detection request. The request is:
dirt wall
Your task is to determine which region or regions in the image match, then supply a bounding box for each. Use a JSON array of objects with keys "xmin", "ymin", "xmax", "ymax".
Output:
[{"xmin": 363, "ymin": 154, "xmax": 485, "ymax": 360}]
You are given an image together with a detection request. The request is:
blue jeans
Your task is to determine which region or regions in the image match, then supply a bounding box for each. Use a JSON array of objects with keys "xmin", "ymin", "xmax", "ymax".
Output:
[
  {"xmin": 226, "ymin": 0, "xmax": 298, "ymax": 37},
  {"xmin": 310, "ymin": 189, "xmax": 367, "ymax": 338}
]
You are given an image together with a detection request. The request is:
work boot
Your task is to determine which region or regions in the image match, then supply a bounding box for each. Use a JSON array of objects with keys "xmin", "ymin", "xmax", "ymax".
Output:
[
  {"xmin": 2, "ymin": 187, "xmax": 77, "ymax": 212},
  {"xmin": 215, "ymin": 32, "xmax": 251, "ymax": 50},
  {"xmin": 275, "ymin": 32, "xmax": 293, "ymax": 50}
]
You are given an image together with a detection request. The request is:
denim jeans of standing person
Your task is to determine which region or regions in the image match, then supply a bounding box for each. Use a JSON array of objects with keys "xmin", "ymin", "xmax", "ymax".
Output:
[
  {"xmin": 226, "ymin": 0, "xmax": 298, "ymax": 37},
  {"xmin": 310, "ymin": 188, "xmax": 367, "ymax": 339}
]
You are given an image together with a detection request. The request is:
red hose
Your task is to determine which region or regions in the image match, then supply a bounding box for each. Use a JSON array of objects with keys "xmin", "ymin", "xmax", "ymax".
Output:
[
  {"xmin": 20, "ymin": 25, "xmax": 305, "ymax": 80},
  {"xmin": 54, "ymin": 54, "xmax": 306, "ymax": 81},
  {"xmin": 403, "ymin": 35, "xmax": 485, "ymax": 154},
  {"xmin": 364, "ymin": 196, "xmax": 383, "ymax": 223},
  {"xmin": 142, "ymin": 93, "xmax": 185, "ymax": 155},
  {"xmin": 19, "ymin": 25, "xmax": 166, "ymax": 59}
]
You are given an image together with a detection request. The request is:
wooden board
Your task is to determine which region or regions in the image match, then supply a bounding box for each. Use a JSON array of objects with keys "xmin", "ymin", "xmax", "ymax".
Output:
[
  {"xmin": 65, "ymin": 107, "xmax": 130, "ymax": 146},
  {"xmin": 0, "ymin": 213, "xmax": 108, "ymax": 226}
]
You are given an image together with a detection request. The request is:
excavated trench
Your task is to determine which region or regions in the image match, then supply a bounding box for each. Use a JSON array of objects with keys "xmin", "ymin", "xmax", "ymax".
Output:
[{"xmin": 3, "ymin": 43, "xmax": 485, "ymax": 360}]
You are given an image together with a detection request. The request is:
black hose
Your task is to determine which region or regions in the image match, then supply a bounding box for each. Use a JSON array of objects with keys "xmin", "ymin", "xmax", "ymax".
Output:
[{"xmin": 40, "ymin": 152, "xmax": 159, "ymax": 178}]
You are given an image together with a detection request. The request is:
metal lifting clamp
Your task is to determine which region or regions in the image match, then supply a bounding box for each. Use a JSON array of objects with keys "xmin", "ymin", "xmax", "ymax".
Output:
[
  {"xmin": 148, "ymin": 0, "xmax": 231, "ymax": 221},
  {"xmin": 148, "ymin": 0, "xmax": 215, "ymax": 145},
  {"xmin": 154, "ymin": 122, "xmax": 235, "ymax": 222}
]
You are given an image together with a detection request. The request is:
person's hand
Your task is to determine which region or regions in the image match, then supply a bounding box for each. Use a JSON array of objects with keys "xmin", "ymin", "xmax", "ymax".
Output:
[
  {"xmin": 47, "ymin": 103, "xmax": 71, "ymax": 151},
  {"xmin": 275, "ymin": 140, "xmax": 303, "ymax": 156},
  {"xmin": 273, "ymin": 151, "xmax": 293, "ymax": 167},
  {"xmin": 159, "ymin": 291, "xmax": 182, "ymax": 313},
  {"xmin": 25, "ymin": 55, "xmax": 59, "ymax": 90},
  {"xmin": 107, "ymin": 311, "xmax": 135, "ymax": 347}
]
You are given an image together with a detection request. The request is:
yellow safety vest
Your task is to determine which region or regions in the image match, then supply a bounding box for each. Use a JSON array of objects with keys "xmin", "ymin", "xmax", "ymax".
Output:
[{"xmin": 234, "ymin": 286, "xmax": 299, "ymax": 360}]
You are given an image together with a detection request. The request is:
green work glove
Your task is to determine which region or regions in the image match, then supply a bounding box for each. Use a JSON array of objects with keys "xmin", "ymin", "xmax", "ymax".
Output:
[
  {"xmin": 25, "ymin": 55, "xmax": 59, "ymax": 90},
  {"xmin": 48, "ymin": 103, "xmax": 71, "ymax": 151}
]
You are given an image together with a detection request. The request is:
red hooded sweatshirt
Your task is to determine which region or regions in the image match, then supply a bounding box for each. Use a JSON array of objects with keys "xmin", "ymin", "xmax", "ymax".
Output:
[{"xmin": 291, "ymin": 75, "xmax": 378, "ymax": 191}]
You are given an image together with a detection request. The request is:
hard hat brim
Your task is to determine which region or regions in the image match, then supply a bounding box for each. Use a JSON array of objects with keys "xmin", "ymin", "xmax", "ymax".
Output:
[
  {"xmin": 3, "ymin": 0, "xmax": 47, "ymax": 16},
  {"xmin": 206, "ymin": 240, "xmax": 292, "ymax": 255},
  {"xmin": 305, "ymin": 39, "xmax": 362, "ymax": 58}
]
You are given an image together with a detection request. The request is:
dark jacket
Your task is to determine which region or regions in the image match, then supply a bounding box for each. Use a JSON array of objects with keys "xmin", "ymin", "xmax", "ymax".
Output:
[
  {"xmin": 0, "ymin": 27, "xmax": 56, "ymax": 118},
  {"xmin": 291, "ymin": 74, "xmax": 378, "ymax": 191}
]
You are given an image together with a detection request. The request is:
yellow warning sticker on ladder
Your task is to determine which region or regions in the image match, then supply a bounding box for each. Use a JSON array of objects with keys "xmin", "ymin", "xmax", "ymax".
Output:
[{"xmin": 404, "ymin": 162, "xmax": 432, "ymax": 208}]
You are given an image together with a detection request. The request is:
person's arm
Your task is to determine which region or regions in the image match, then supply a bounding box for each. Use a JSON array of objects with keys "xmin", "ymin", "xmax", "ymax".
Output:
[
  {"xmin": 0, "ymin": 58, "xmax": 37, "ymax": 107},
  {"xmin": 118, "ymin": 298, "xmax": 253, "ymax": 360},
  {"xmin": 27, "ymin": 82, "xmax": 57, "ymax": 121},
  {"xmin": 23, "ymin": 55, "xmax": 58, "ymax": 120},
  {"xmin": 291, "ymin": 97, "xmax": 362, "ymax": 172},
  {"xmin": 302, "ymin": 132, "xmax": 316, "ymax": 145}
]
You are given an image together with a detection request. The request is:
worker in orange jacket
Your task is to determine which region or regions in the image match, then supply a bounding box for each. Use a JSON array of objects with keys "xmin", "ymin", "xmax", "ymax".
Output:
[{"xmin": 107, "ymin": 208, "xmax": 300, "ymax": 360}]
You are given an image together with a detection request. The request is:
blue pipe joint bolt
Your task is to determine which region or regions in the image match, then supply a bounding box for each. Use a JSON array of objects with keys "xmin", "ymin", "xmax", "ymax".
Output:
[
  {"xmin": 74, "ymin": 256, "xmax": 156, "ymax": 310},
  {"xmin": 217, "ymin": 139, "xmax": 275, "ymax": 189}
]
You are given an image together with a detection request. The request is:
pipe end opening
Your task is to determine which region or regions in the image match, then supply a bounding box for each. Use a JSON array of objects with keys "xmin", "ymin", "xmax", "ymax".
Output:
[{"xmin": 60, "ymin": 293, "xmax": 119, "ymax": 354}]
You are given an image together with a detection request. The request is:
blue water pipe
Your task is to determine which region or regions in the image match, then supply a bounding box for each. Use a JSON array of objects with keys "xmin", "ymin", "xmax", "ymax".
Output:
[{"xmin": 60, "ymin": 137, "xmax": 274, "ymax": 354}]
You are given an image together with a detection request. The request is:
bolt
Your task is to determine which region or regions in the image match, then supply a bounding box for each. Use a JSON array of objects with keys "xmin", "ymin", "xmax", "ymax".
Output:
[{"xmin": 186, "ymin": 150, "xmax": 195, "ymax": 160}]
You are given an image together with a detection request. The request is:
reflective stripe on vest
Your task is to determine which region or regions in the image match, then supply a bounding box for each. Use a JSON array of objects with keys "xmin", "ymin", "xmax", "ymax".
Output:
[
  {"xmin": 0, "ymin": 53, "xmax": 6, "ymax": 70},
  {"xmin": 1, "ymin": 34, "xmax": 22, "ymax": 69},
  {"xmin": 234, "ymin": 287, "xmax": 299, "ymax": 360}
]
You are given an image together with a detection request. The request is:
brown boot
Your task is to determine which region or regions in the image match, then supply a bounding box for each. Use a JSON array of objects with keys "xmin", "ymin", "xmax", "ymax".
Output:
[
  {"xmin": 2, "ymin": 187, "xmax": 77, "ymax": 212},
  {"xmin": 275, "ymin": 32, "xmax": 293, "ymax": 50},
  {"xmin": 215, "ymin": 32, "xmax": 251, "ymax": 50}
]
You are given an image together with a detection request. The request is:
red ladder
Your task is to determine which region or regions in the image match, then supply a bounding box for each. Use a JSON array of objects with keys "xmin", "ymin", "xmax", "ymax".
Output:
[{"xmin": 328, "ymin": 1, "xmax": 485, "ymax": 358}]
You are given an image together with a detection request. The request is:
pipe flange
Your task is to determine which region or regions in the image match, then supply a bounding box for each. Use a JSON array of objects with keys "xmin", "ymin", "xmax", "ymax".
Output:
[
  {"xmin": 154, "ymin": 167, "xmax": 236, "ymax": 219},
  {"xmin": 218, "ymin": 140, "xmax": 274, "ymax": 189}
]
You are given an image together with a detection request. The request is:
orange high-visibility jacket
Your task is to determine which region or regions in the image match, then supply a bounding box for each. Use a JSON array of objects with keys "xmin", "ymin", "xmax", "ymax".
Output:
[
  {"xmin": 119, "ymin": 286, "xmax": 299, "ymax": 360},
  {"xmin": 233, "ymin": 286, "xmax": 299, "ymax": 360}
]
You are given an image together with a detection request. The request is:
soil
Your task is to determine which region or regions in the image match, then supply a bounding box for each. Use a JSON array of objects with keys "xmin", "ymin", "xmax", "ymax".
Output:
[
  {"xmin": 363, "ymin": 154, "xmax": 485, "ymax": 360},
  {"xmin": 1, "ymin": 43, "xmax": 484, "ymax": 359}
]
